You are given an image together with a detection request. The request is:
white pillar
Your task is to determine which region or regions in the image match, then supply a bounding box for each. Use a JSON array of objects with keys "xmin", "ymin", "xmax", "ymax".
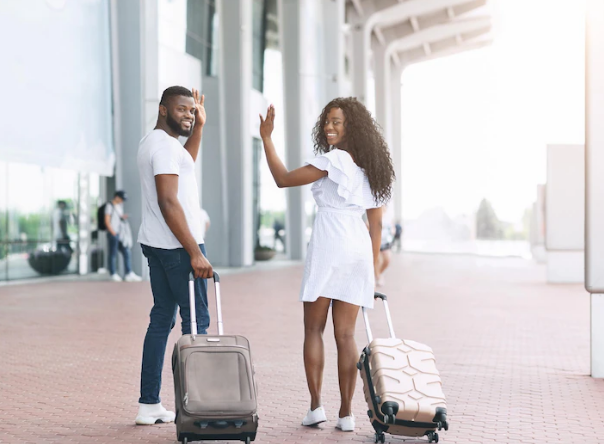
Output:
[
  {"xmin": 322, "ymin": 0, "xmax": 346, "ymax": 101},
  {"xmin": 373, "ymin": 42, "xmax": 390, "ymax": 138},
  {"xmin": 110, "ymin": 0, "xmax": 157, "ymax": 277},
  {"xmin": 350, "ymin": 10, "xmax": 369, "ymax": 103},
  {"xmin": 391, "ymin": 62, "xmax": 404, "ymax": 225},
  {"xmin": 220, "ymin": 0, "xmax": 254, "ymax": 267},
  {"xmin": 586, "ymin": 0, "xmax": 604, "ymax": 377},
  {"xmin": 280, "ymin": 0, "xmax": 306, "ymax": 260}
]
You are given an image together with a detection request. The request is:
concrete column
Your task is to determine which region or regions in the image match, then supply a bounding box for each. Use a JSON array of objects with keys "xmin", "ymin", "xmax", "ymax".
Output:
[
  {"xmin": 390, "ymin": 63, "xmax": 403, "ymax": 225},
  {"xmin": 586, "ymin": 0, "xmax": 604, "ymax": 377},
  {"xmin": 373, "ymin": 42, "xmax": 391, "ymax": 142},
  {"xmin": 322, "ymin": 0, "xmax": 345, "ymax": 101},
  {"xmin": 201, "ymin": 76, "xmax": 229, "ymax": 266},
  {"xmin": 280, "ymin": 0, "xmax": 306, "ymax": 260},
  {"xmin": 350, "ymin": 9, "xmax": 369, "ymax": 103},
  {"xmin": 110, "ymin": 0, "xmax": 154, "ymax": 276},
  {"xmin": 219, "ymin": 0, "xmax": 254, "ymax": 267},
  {"xmin": 545, "ymin": 144, "xmax": 585, "ymax": 284}
]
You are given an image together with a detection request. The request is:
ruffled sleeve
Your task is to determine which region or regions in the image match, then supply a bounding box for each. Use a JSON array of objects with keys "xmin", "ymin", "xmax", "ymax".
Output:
[{"xmin": 306, "ymin": 149, "xmax": 383, "ymax": 209}]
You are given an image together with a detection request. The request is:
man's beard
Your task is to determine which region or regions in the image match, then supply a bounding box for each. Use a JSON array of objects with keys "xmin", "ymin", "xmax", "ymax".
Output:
[{"xmin": 166, "ymin": 111, "xmax": 193, "ymax": 137}]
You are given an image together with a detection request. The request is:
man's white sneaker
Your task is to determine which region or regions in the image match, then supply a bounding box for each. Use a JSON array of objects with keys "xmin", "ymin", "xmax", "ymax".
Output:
[
  {"xmin": 335, "ymin": 414, "xmax": 355, "ymax": 432},
  {"xmin": 135, "ymin": 403, "xmax": 176, "ymax": 425},
  {"xmin": 110, "ymin": 274, "xmax": 122, "ymax": 282},
  {"xmin": 301, "ymin": 406, "xmax": 327, "ymax": 426},
  {"xmin": 124, "ymin": 272, "xmax": 142, "ymax": 282}
]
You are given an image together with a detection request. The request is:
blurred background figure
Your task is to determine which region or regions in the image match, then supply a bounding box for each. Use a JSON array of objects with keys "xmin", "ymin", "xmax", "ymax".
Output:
[
  {"xmin": 200, "ymin": 208, "xmax": 211, "ymax": 240},
  {"xmin": 53, "ymin": 200, "xmax": 73, "ymax": 254}
]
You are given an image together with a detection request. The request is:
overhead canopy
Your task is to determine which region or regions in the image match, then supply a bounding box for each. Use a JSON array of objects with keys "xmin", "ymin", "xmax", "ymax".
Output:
[{"xmin": 0, "ymin": 0, "xmax": 115, "ymax": 176}]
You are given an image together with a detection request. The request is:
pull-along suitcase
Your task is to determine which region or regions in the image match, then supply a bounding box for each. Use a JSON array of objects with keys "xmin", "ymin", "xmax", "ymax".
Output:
[
  {"xmin": 172, "ymin": 272, "xmax": 258, "ymax": 444},
  {"xmin": 358, "ymin": 292, "xmax": 448, "ymax": 444}
]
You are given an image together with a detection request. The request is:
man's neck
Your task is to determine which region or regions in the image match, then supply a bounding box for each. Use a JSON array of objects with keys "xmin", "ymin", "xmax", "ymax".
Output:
[{"xmin": 155, "ymin": 121, "xmax": 179, "ymax": 139}]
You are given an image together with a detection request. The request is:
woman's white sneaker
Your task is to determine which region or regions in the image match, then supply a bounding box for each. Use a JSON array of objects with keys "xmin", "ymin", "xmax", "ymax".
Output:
[
  {"xmin": 335, "ymin": 414, "xmax": 355, "ymax": 432},
  {"xmin": 301, "ymin": 406, "xmax": 327, "ymax": 426},
  {"xmin": 135, "ymin": 403, "xmax": 176, "ymax": 425}
]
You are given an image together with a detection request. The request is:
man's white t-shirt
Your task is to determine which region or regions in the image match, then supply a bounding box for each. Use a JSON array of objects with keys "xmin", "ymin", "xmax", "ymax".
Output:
[{"xmin": 137, "ymin": 129, "xmax": 204, "ymax": 249}]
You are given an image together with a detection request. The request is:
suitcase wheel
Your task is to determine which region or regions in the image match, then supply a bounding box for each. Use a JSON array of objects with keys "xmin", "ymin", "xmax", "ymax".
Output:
[
  {"xmin": 181, "ymin": 438, "xmax": 188, "ymax": 444},
  {"xmin": 427, "ymin": 431, "xmax": 439, "ymax": 443},
  {"xmin": 374, "ymin": 432, "xmax": 385, "ymax": 443}
]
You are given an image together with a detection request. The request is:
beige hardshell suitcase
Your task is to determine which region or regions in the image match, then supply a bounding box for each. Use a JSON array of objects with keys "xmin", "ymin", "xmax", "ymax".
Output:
[
  {"xmin": 172, "ymin": 272, "xmax": 258, "ymax": 444},
  {"xmin": 358, "ymin": 293, "xmax": 448, "ymax": 443}
]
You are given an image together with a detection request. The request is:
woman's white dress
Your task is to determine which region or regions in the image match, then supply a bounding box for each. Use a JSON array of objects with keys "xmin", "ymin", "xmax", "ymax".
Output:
[{"xmin": 299, "ymin": 149, "xmax": 382, "ymax": 309}]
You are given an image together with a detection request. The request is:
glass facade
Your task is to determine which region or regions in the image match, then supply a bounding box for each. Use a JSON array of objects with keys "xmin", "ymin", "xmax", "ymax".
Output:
[
  {"xmin": 252, "ymin": 0, "xmax": 267, "ymax": 91},
  {"xmin": 186, "ymin": 0, "xmax": 219, "ymax": 76},
  {"xmin": 0, "ymin": 163, "xmax": 80, "ymax": 281}
]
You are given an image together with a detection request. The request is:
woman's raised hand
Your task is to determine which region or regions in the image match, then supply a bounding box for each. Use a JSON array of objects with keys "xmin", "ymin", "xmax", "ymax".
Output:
[{"xmin": 259, "ymin": 104, "xmax": 275, "ymax": 140}]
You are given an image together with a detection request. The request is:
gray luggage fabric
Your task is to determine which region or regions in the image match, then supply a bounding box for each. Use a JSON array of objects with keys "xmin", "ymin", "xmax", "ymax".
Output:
[{"xmin": 172, "ymin": 273, "xmax": 258, "ymax": 443}]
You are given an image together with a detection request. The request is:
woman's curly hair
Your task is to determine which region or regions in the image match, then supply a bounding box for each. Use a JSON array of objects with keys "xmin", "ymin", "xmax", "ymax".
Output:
[{"xmin": 311, "ymin": 97, "xmax": 396, "ymax": 205}]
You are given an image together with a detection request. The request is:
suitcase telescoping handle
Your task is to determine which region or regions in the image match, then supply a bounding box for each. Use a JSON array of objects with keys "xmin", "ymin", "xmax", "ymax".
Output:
[
  {"xmin": 362, "ymin": 292, "xmax": 396, "ymax": 343},
  {"xmin": 188, "ymin": 271, "xmax": 223, "ymax": 338}
]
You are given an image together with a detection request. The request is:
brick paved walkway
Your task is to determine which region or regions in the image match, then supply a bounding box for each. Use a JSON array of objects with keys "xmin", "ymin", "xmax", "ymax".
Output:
[{"xmin": 1, "ymin": 253, "xmax": 603, "ymax": 444}]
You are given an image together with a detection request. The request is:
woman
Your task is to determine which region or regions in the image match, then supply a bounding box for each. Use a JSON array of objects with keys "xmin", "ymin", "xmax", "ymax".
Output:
[{"xmin": 259, "ymin": 98, "xmax": 395, "ymax": 432}]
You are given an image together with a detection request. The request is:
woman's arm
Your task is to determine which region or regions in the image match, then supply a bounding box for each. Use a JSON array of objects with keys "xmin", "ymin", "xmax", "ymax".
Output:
[
  {"xmin": 366, "ymin": 207, "xmax": 383, "ymax": 278},
  {"xmin": 260, "ymin": 105, "xmax": 327, "ymax": 188}
]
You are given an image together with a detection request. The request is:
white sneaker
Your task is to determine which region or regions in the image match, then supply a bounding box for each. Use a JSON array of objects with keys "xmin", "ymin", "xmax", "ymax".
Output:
[
  {"xmin": 135, "ymin": 403, "xmax": 176, "ymax": 425},
  {"xmin": 302, "ymin": 406, "xmax": 327, "ymax": 426},
  {"xmin": 110, "ymin": 274, "xmax": 122, "ymax": 282},
  {"xmin": 124, "ymin": 272, "xmax": 142, "ymax": 282},
  {"xmin": 336, "ymin": 414, "xmax": 355, "ymax": 432}
]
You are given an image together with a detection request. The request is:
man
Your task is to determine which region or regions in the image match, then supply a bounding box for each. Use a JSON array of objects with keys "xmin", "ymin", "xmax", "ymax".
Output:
[
  {"xmin": 105, "ymin": 190, "xmax": 141, "ymax": 282},
  {"xmin": 135, "ymin": 86, "xmax": 213, "ymax": 425}
]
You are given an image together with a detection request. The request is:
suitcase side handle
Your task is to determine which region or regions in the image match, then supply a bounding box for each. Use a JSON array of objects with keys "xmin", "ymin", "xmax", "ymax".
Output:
[
  {"xmin": 189, "ymin": 272, "xmax": 223, "ymax": 338},
  {"xmin": 362, "ymin": 292, "xmax": 396, "ymax": 343}
]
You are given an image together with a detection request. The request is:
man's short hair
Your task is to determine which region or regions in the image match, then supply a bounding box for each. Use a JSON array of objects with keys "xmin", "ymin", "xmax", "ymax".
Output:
[{"xmin": 160, "ymin": 86, "xmax": 193, "ymax": 106}]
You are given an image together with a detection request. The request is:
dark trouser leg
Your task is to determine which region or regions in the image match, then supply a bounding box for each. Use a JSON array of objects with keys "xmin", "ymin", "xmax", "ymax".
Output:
[
  {"xmin": 107, "ymin": 233, "xmax": 118, "ymax": 275},
  {"xmin": 139, "ymin": 245, "xmax": 178, "ymax": 404}
]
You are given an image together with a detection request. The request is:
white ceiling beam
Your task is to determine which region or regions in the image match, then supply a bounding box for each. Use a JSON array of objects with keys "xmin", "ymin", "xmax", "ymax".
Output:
[
  {"xmin": 392, "ymin": 51, "xmax": 402, "ymax": 67},
  {"xmin": 423, "ymin": 42, "xmax": 432, "ymax": 56},
  {"xmin": 388, "ymin": 16, "xmax": 491, "ymax": 55},
  {"xmin": 447, "ymin": 7, "xmax": 456, "ymax": 19},
  {"xmin": 456, "ymin": 34, "xmax": 463, "ymax": 44},
  {"xmin": 368, "ymin": 0, "xmax": 478, "ymax": 31},
  {"xmin": 374, "ymin": 26, "xmax": 386, "ymax": 45},
  {"xmin": 410, "ymin": 16, "xmax": 420, "ymax": 32},
  {"xmin": 403, "ymin": 37, "xmax": 492, "ymax": 66},
  {"xmin": 351, "ymin": 0, "xmax": 364, "ymax": 18}
]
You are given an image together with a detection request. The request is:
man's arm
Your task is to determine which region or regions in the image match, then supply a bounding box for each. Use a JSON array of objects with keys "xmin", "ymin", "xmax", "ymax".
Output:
[
  {"xmin": 183, "ymin": 89, "xmax": 205, "ymax": 162},
  {"xmin": 155, "ymin": 174, "xmax": 213, "ymax": 278}
]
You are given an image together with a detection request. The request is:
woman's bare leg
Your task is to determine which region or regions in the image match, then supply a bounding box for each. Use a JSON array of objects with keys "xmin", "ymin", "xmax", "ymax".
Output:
[
  {"xmin": 332, "ymin": 300, "xmax": 360, "ymax": 417},
  {"xmin": 303, "ymin": 297, "xmax": 331, "ymax": 410}
]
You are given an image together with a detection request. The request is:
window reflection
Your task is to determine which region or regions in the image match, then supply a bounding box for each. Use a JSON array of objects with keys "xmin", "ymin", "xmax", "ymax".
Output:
[{"xmin": 2, "ymin": 163, "xmax": 80, "ymax": 280}]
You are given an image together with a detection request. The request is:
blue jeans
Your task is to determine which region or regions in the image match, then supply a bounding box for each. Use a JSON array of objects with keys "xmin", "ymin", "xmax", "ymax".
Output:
[
  {"xmin": 139, "ymin": 244, "xmax": 210, "ymax": 405},
  {"xmin": 107, "ymin": 232, "xmax": 132, "ymax": 275}
]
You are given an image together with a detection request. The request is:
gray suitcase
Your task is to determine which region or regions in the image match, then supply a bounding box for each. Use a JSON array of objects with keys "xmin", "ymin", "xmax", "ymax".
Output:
[{"xmin": 172, "ymin": 272, "xmax": 258, "ymax": 443}]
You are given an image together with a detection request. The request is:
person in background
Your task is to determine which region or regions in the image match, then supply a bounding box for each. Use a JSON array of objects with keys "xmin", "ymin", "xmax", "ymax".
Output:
[
  {"xmin": 105, "ymin": 190, "xmax": 142, "ymax": 282},
  {"xmin": 376, "ymin": 208, "xmax": 394, "ymax": 287},
  {"xmin": 200, "ymin": 208, "xmax": 211, "ymax": 239}
]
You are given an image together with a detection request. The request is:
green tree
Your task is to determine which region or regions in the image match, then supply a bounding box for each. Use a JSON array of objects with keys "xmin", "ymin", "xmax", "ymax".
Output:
[{"xmin": 476, "ymin": 198, "xmax": 503, "ymax": 239}]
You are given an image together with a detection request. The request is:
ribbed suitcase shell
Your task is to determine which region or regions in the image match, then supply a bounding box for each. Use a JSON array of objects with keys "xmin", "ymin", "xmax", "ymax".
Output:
[{"xmin": 359, "ymin": 294, "xmax": 448, "ymax": 443}]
